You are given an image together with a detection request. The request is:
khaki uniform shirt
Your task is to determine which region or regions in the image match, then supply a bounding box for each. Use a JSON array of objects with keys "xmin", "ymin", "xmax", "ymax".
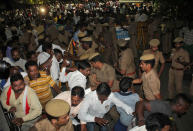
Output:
[
  {"xmin": 119, "ymin": 48, "xmax": 136, "ymax": 78},
  {"xmin": 93, "ymin": 63, "xmax": 119, "ymax": 91},
  {"xmin": 143, "ymin": 49, "xmax": 165, "ymax": 71},
  {"xmin": 170, "ymin": 48, "xmax": 190, "ymax": 69},
  {"xmin": 77, "ymin": 42, "xmax": 98, "ymax": 57},
  {"xmin": 34, "ymin": 118, "xmax": 74, "ymax": 131},
  {"xmin": 141, "ymin": 69, "xmax": 160, "ymax": 100},
  {"xmin": 1, "ymin": 86, "xmax": 42, "ymax": 122}
]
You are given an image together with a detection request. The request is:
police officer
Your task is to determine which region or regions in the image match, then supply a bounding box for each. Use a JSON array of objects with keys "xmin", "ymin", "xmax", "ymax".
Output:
[
  {"xmin": 168, "ymin": 37, "xmax": 190, "ymax": 98},
  {"xmin": 143, "ymin": 39, "xmax": 165, "ymax": 77}
]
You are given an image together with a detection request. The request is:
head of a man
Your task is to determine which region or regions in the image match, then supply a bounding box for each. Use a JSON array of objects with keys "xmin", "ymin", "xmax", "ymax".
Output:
[
  {"xmin": 42, "ymin": 42, "xmax": 52, "ymax": 55},
  {"xmin": 140, "ymin": 54, "xmax": 155, "ymax": 72},
  {"xmin": 89, "ymin": 54, "xmax": 103, "ymax": 69},
  {"xmin": 11, "ymin": 47, "xmax": 20, "ymax": 62},
  {"xmin": 173, "ymin": 37, "xmax": 183, "ymax": 50},
  {"xmin": 25, "ymin": 61, "xmax": 40, "ymax": 80},
  {"xmin": 119, "ymin": 77, "xmax": 133, "ymax": 92},
  {"xmin": 150, "ymin": 39, "xmax": 160, "ymax": 52},
  {"xmin": 10, "ymin": 73, "xmax": 25, "ymax": 95},
  {"xmin": 0, "ymin": 61, "xmax": 10, "ymax": 80},
  {"xmin": 71, "ymin": 86, "xmax": 85, "ymax": 107},
  {"xmin": 96, "ymin": 83, "xmax": 111, "ymax": 104},
  {"xmin": 171, "ymin": 93, "xmax": 191, "ymax": 116},
  {"xmin": 140, "ymin": 59, "xmax": 155, "ymax": 72},
  {"xmin": 26, "ymin": 51, "xmax": 38, "ymax": 63},
  {"xmin": 145, "ymin": 113, "xmax": 172, "ymax": 131},
  {"xmin": 54, "ymin": 49, "xmax": 63, "ymax": 63},
  {"xmin": 46, "ymin": 99, "xmax": 70, "ymax": 128},
  {"xmin": 77, "ymin": 60, "xmax": 91, "ymax": 77}
]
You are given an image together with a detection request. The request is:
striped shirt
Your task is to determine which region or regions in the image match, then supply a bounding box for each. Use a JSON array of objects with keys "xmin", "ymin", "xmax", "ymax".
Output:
[{"xmin": 25, "ymin": 71, "xmax": 55, "ymax": 108}]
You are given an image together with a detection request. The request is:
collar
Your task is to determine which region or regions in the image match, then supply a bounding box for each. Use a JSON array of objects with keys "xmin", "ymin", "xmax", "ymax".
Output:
[{"xmin": 118, "ymin": 91, "xmax": 133, "ymax": 96}]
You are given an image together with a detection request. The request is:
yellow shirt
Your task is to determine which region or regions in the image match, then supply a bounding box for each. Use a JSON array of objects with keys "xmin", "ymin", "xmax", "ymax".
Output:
[
  {"xmin": 1, "ymin": 86, "xmax": 42, "ymax": 122},
  {"xmin": 25, "ymin": 71, "xmax": 55, "ymax": 108}
]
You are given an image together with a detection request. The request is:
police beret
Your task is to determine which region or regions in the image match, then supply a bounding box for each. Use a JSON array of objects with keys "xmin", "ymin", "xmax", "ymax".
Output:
[
  {"xmin": 81, "ymin": 37, "xmax": 92, "ymax": 42},
  {"xmin": 88, "ymin": 52, "xmax": 100, "ymax": 61},
  {"xmin": 140, "ymin": 54, "xmax": 155, "ymax": 61},
  {"xmin": 45, "ymin": 99, "xmax": 70, "ymax": 117},
  {"xmin": 79, "ymin": 54, "xmax": 90, "ymax": 60},
  {"xmin": 149, "ymin": 39, "xmax": 160, "ymax": 47},
  {"xmin": 173, "ymin": 37, "xmax": 184, "ymax": 43},
  {"xmin": 117, "ymin": 39, "xmax": 127, "ymax": 47},
  {"xmin": 78, "ymin": 32, "xmax": 87, "ymax": 38}
]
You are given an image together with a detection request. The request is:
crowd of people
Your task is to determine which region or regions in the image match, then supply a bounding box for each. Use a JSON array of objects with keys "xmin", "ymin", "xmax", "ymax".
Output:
[{"xmin": 0, "ymin": 1, "xmax": 192, "ymax": 131}]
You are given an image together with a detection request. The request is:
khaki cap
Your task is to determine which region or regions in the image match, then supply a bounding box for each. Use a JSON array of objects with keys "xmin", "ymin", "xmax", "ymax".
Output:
[
  {"xmin": 11, "ymin": 26, "xmax": 17, "ymax": 31},
  {"xmin": 45, "ymin": 99, "xmax": 70, "ymax": 117},
  {"xmin": 88, "ymin": 52, "xmax": 100, "ymax": 60},
  {"xmin": 102, "ymin": 23, "xmax": 109, "ymax": 27},
  {"xmin": 149, "ymin": 39, "xmax": 160, "ymax": 47},
  {"xmin": 38, "ymin": 34, "xmax": 45, "ymax": 40},
  {"xmin": 79, "ymin": 54, "xmax": 90, "ymax": 60},
  {"xmin": 117, "ymin": 39, "xmax": 127, "ymax": 47},
  {"xmin": 81, "ymin": 37, "xmax": 92, "ymax": 42},
  {"xmin": 58, "ymin": 26, "xmax": 64, "ymax": 31},
  {"xmin": 78, "ymin": 32, "xmax": 87, "ymax": 38},
  {"xmin": 140, "ymin": 54, "xmax": 155, "ymax": 61},
  {"xmin": 173, "ymin": 37, "xmax": 184, "ymax": 43}
]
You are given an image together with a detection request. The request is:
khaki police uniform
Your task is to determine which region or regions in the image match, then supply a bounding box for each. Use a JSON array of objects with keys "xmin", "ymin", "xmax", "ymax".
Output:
[
  {"xmin": 168, "ymin": 37, "xmax": 190, "ymax": 98},
  {"xmin": 89, "ymin": 53, "xmax": 119, "ymax": 91},
  {"xmin": 118, "ymin": 40, "xmax": 136, "ymax": 78},
  {"xmin": 31, "ymin": 99, "xmax": 74, "ymax": 131},
  {"xmin": 143, "ymin": 39, "xmax": 165, "ymax": 71},
  {"xmin": 140, "ymin": 54, "xmax": 160, "ymax": 100}
]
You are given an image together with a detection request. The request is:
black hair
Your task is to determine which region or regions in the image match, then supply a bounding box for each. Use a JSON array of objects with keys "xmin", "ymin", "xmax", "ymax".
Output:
[
  {"xmin": 143, "ymin": 59, "xmax": 155, "ymax": 68},
  {"xmin": 0, "ymin": 61, "xmax": 10, "ymax": 79},
  {"xmin": 25, "ymin": 60, "xmax": 38, "ymax": 71},
  {"xmin": 26, "ymin": 51, "xmax": 36, "ymax": 60},
  {"xmin": 89, "ymin": 55, "xmax": 104, "ymax": 63},
  {"xmin": 171, "ymin": 93, "xmax": 192, "ymax": 105},
  {"xmin": 76, "ymin": 60, "xmax": 91, "ymax": 70},
  {"xmin": 119, "ymin": 77, "xmax": 133, "ymax": 92},
  {"xmin": 96, "ymin": 83, "xmax": 111, "ymax": 97},
  {"xmin": 11, "ymin": 47, "xmax": 19, "ymax": 56},
  {"xmin": 10, "ymin": 73, "xmax": 24, "ymax": 84},
  {"xmin": 42, "ymin": 42, "xmax": 52, "ymax": 52},
  {"xmin": 71, "ymin": 86, "xmax": 85, "ymax": 98},
  {"xmin": 46, "ymin": 113, "xmax": 59, "ymax": 121},
  {"xmin": 145, "ymin": 113, "xmax": 171, "ymax": 131},
  {"xmin": 53, "ymin": 49, "xmax": 62, "ymax": 56}
]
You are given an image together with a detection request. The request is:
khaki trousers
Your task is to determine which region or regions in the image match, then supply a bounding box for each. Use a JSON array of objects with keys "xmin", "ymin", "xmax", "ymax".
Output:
[{"xmin": 168, "ymin": 68, "xmax": 184, "ymax": 98}]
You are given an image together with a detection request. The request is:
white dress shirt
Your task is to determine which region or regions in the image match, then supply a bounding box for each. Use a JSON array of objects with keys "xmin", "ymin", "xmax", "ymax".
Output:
[
  {"xmin": 54, "ymin": 91, "xmax": 85, "ymax": 125},
  {"xmin": 78, "ymin": 91, "xmax": 133, "ymax": 123},
  {"xmin": 66, "ymin": 70, "xmax": 87, "ymax": 90}
]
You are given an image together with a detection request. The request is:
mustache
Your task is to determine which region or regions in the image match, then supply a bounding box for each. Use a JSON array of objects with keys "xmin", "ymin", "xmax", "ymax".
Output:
[{"xmin": 15, "ymin": 88, "xmax": 24, "ymax": 93}]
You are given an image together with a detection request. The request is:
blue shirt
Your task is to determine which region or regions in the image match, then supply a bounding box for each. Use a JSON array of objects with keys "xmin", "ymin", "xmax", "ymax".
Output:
[{"xmin": 114, "ymin": 91, "xmax": 139, "ymax": 126}]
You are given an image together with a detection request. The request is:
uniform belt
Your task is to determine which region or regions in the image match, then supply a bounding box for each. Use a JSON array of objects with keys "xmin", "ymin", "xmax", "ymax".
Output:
[
  {"xmin": 126, "ymin": 71, "xmax": 136, "ymax": 76},
  {"xmin": 171, "ymin": 66, "xmax": 184, "ymax": 71}
]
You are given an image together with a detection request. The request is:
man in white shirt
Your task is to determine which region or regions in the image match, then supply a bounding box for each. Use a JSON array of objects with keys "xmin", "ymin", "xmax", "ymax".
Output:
[
  {"xmin": 11, "ymin": 47, "xmax": 27, "ymax": 72},
  {"xmin": 54, "ymin": 86, "xmax": 87, "ymax": 131},
  {"xmin": 78, "ymin": 83, "xmax": 133, "ymax": 131},
  {"xmin": 62, "ymin": 60, "xmax": 91, "ymax": 90}
]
